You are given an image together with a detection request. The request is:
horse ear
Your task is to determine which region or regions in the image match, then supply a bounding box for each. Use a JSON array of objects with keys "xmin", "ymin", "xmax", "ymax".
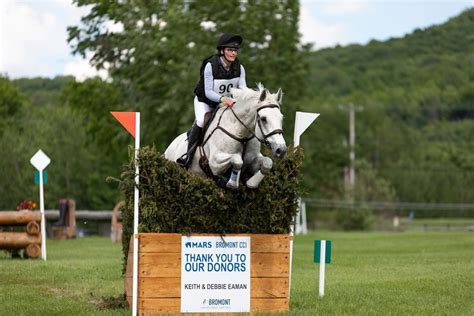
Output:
[
  {"xmin": 276, "ymin": 88, "xmax": 283, "ymax": 104},
  {"xmin": 259, "ymin": 88, "xmax": 267, "ymax": 102}
]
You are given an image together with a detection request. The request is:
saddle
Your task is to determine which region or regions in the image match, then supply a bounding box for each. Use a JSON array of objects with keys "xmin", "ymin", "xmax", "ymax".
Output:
[{"xmin": 187, "ymin": 107, "xmax": 219, "ymax": 144}]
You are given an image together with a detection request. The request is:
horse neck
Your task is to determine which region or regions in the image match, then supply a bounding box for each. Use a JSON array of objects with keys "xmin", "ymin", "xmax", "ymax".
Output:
[{"xmin": 224, "ymin": 101, "xmax": 257, "ymax": 138}]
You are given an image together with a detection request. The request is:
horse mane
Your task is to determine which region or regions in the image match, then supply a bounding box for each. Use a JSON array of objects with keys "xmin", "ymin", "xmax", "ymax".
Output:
[
  {"xmin": 232, "ymin": 83, "xmax": 280, "ymax": 104},
  {"xmin": 231, "ymin": 86, "xmax": 259, "ymax": 102}
]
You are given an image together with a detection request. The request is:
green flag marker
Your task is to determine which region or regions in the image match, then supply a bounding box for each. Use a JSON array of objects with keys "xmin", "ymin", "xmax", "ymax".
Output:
[
  {"xmin": 34, "ymin": 171, "xmax": 47, "ymax": 185},
  {"xmin": 314, "ymin": 240, "xmax": 331, "ymax": 264}
]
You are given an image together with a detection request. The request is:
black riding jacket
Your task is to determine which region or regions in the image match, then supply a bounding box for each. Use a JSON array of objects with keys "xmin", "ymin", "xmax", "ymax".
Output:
[{"xmin": 194, "ymin": 54, "xmax": 246, "ymax": 107}]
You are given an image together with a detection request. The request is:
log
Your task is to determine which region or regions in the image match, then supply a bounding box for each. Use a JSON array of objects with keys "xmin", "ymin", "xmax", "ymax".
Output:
[
  {"xmin": 0, "ymin": 232, "xmax": 41, "ymax": 249},
  {"xmin": 26, "ymin": 221, "xmax": 40, "ymax": 235},
  {"xmin": 0, "ymin": 211, "xmax": 41, "ymax": 225},
  {"xmin": 25, "ymin": 243, "xmax": 41, "ymax": 258}
]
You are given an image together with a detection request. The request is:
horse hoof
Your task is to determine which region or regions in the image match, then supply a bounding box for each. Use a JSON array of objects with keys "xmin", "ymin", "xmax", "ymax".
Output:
[
  {"xmin": 246, "ymin": 183, "xmax": 259, "ymax": 189},
  {"xmin": 226, "ymin": 181, "xmax": 239, "ymax": 190},
  {"xmin": 246, "ymin": 171, "xmax": 264, "ymax": 188}
]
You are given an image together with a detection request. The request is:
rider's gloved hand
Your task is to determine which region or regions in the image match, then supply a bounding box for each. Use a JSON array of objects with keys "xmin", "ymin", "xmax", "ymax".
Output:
[{"xmin": 220, "ymin": 97, "xmax": 236, "ymax": 107}]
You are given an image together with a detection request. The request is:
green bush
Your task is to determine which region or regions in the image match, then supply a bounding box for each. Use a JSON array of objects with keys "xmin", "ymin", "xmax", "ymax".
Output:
[
  {"xmin": 118, "ymin": 146, "xmax": 303, "ymax": 271},
  {"xmin": 336, "ymin": 208, "xmax": 374, "ymax": 231}
]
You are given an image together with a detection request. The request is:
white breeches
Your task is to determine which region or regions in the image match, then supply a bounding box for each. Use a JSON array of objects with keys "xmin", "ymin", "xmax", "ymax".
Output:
[{"xmin": 194, "ymin": 96, "xmax": 212, "ymax": 128}]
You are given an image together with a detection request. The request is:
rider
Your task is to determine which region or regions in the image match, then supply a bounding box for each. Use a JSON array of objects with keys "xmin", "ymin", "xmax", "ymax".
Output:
[{"xmin": 178, "ymin": 33, "xmax": 247, "ymax": 168}]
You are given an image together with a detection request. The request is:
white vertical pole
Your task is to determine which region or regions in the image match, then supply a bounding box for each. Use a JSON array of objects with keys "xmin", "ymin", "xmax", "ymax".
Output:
[
  {"xmin": 290, "ymin": 112, "xmax": 319, "ymax": 300},
  {"xmin": 288, "ymin": 130, "xmax": 301, "ymax": 299},
  {"xmin": 39, "ymin": 171, "xmax": 47, "ymax": 261},
  {"xmin": 319, "ymin": 240, "xmax": 326, "ymax": 297},
  {"xmin": 132, "ymin": 112, "xmax": 140, "ymax": 316},
  {"xmin": 288, "ymin": 220, "xmax": 294, "ymax": 298}
]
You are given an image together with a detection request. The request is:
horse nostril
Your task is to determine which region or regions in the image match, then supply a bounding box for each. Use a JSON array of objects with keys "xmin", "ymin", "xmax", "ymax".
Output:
[{"xmin": 276, "ymin": 148, "xmax": 281, "ymax": 155}]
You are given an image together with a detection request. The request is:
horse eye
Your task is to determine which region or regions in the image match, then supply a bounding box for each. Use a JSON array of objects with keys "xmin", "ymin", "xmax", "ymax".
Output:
[{"xmin": 261, "ymin": 117, "xmax": 267, "ymax": 124}]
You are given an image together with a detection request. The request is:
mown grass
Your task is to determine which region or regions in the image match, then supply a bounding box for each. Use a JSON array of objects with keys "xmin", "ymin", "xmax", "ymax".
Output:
[
  {"xmin": 0, "ymin": 237, "xmax": 127, "ymax": 315},
  {"xmin": 1, "ymin": 232, "xmax": 473, "ymax": 315},
  {"xmin": 292, "ymin": 231, "xmax": 474, "ymax": 315}
]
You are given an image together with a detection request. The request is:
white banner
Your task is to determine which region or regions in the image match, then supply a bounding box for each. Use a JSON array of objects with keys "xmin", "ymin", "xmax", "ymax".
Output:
[{"xmin": 181, "ymin": 236, "xmax": 251, "ymax": 313}]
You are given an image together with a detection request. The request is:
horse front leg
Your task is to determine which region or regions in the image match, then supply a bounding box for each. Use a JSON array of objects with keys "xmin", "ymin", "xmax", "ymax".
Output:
[
  {"xmin": 225, "ymin": 154, "xmax": 243, "ymax": 190},
  {"xmin": 210, "ymin": 153, "xmax": 243, "ymax": 190},
  {"xmin": 246, "ymin": 155, "xmax": 273, "ymax": 188}
]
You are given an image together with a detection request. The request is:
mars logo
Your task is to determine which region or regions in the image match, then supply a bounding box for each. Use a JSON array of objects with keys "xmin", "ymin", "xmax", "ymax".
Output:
[{"xmin": 185, "ymin": 241, "xmax": 212, "ymax": 249}]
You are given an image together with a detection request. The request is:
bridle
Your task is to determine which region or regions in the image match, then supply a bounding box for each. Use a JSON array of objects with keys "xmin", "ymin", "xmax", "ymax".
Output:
[
  {"xmin": 201, "ymin": 103, "xmax": 283, "ymax": 149},
  {"xmin": 255, "ymin": 104, "xmax": 283, "ymax": 147}
]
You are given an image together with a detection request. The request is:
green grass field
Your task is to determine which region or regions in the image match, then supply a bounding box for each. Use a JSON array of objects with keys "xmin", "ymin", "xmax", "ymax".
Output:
[{"xmin": 1, "ymin": 232, "xmax": 473, "ymax": 315}]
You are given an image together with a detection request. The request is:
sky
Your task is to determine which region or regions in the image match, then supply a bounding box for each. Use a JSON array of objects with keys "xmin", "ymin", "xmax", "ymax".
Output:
[{"xmin": 0, "ymin": 0, "xmax": 472, "ymax": 81}]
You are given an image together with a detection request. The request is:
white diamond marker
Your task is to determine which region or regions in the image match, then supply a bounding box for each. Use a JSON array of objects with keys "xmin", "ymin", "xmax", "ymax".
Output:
[{"xmin": 30, "ymin": 150, "xmax": 51, "ymax": 171}]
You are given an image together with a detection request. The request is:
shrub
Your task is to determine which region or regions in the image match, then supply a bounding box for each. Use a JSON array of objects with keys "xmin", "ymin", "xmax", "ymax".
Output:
[
  {"xmin": 336, "ymin": 208, "xmax": 374, "ymax": 231},
  {"xmin": 118, "ymin": 146, "xmax": 303, "ymax": 271}
]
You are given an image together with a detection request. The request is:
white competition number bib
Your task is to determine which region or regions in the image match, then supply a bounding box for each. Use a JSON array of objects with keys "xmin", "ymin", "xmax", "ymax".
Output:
[{"xmin": 213, "ymin": 78, "xmax": 240, "ymax": 98}]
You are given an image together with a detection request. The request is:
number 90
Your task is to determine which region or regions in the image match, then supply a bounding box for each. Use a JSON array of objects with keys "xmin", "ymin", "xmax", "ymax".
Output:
[{"xmin": 219, "ymin": 84, "xmax": 233, "ymax": 94}]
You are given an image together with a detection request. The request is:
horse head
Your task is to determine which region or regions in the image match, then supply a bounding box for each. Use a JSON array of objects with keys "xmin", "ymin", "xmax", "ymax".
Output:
[
  {"xmin": 253, "ymin": 84, "xmax": 287, "ymax": 159},
  {"xmin": 231, "ymin": 84, "xmax": 287, "ymax": 159}
]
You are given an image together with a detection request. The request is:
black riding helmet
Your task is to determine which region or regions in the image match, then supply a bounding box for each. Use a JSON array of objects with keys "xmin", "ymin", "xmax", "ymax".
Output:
[{"xmin": 216, "ymin": 33, "xmax": 243, "ymax": 50}]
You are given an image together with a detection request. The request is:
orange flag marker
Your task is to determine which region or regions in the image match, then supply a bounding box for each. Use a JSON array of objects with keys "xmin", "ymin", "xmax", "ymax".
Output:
[{"xmin": 111, "ymin": 111, "xmax": 136, "ymax": 137}]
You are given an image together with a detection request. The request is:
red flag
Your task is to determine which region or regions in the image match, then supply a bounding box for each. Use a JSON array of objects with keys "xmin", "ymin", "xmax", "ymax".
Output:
[{"xmin": 111, "ymin": 112, "xmax": 136, "ymax": 137}]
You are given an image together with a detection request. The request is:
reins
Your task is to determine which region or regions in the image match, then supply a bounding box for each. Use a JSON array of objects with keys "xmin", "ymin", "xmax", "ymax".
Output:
[{"xmin": 201, "ymin": 103, "xmax": 283, "ymax": 149}]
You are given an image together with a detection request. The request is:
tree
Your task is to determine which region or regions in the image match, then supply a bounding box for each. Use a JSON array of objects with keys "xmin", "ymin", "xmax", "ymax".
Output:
[
  {"xmin": 0, "ymin": 75, "xmax": 25, "ymax": 135},
  {"xmin": 68, "ymin": 0, "xmax": 309, "ymax": 150},
  {"xmin": 0, "ymin": 102, "xmax": 120, "ymax": 210}
]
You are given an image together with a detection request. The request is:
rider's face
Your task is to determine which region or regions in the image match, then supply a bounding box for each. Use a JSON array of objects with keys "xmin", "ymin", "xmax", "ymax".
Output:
[{"xmin": 223, "ymin": 48, "xmax": 238, "ymax": 62}]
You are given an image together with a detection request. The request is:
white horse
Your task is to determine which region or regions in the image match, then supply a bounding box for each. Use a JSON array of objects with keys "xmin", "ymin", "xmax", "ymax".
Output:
[{"xmin": 164, "ymin": 84, "xmax": 287, "ymax": 189}]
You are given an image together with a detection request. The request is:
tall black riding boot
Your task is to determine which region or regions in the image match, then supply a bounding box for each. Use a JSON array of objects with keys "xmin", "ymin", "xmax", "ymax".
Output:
[
  {"xmin": 53, "ymin": 199, "xmax": 68, "ymax": 227},
  {"xmin": 177, "ymin": 124, "xmax": 202, "ymax": 169}
]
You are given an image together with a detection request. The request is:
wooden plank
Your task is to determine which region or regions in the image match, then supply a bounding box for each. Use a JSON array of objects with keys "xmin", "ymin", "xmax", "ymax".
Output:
[
  {"xmin": 0, "ymin": 211, "xmax": 41, "ymax": 225},
  {"xmin": 137, "ymin": 253, "xmax": 288, "ymax": 278},
  {"xmin": 139, "ymin": 253, "xmax": 181, "ymax": 277},
  {"xmin": 137, "ymin": 233, "xmax": 292, "ymax": 253},
  {"xmin": 140, "ymin": 298, "xmax": 180, "ymax": 312},
  {"xmin": 251, "ymin": 234, "xmax": 291, "ymax": 253},
  {"xmin": 137, "ymin": 277, "xmax": 288, "ymax": 299},
  {"xmin": 139, "ymin": 233, "xmax": 181, "ymax": 253},
  {"xmin": 252, "ymin": 298, "xmax": 289, "ymax": 312},
  {"xmin": 251, "ymin": 253, "xmax": 289, "ymax": 277},
  {"xmin": 139, "ymin": 278, "xmax": 180, "ymax": 298},
  {"xmin": 138, "ymin": 298, "xmax": 289, "ymax": 313},
  {"xmin": 251, "ymin": 278, "xmax": 288, "ymax": 298}
]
